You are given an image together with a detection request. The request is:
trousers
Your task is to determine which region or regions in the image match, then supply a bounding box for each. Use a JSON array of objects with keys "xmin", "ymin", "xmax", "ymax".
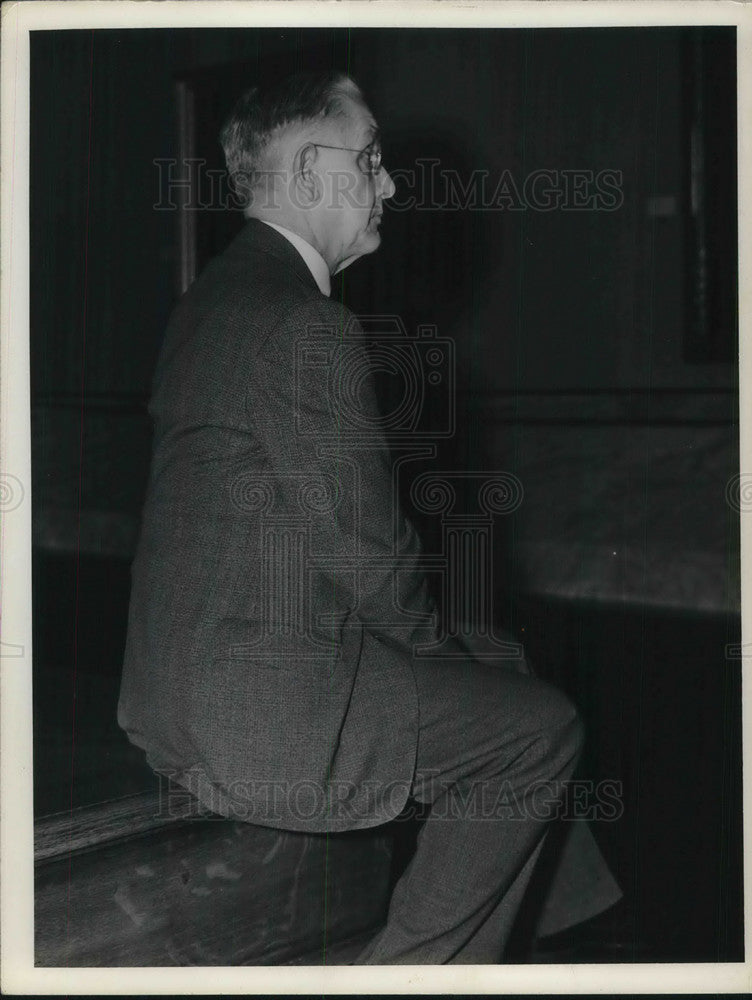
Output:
[{"xmin": 352, "ymin": 652, "xmax": 585, "ymax": 964}]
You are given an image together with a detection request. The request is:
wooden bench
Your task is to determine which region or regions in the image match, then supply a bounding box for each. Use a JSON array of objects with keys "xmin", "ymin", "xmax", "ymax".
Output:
[{"xmin": 35, "ymin": 784, "xmax": 394, "ymax": 966}]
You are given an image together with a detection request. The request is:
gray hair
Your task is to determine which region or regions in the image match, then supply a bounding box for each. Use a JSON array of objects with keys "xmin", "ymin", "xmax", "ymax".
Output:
[{"xmin": 220, "ymin": 70, "xmax": 362, "ymax": 209}]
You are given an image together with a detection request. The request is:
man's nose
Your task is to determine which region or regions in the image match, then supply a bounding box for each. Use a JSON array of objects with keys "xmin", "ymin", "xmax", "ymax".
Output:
[{"xmin": 378, "ymin": 167, "xmax": 396, "ymax": 200}]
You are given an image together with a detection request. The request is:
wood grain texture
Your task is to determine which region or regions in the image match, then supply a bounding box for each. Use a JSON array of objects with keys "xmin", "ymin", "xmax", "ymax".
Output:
[
  {"xmin": 34, "ymin": 790, "xmax": 209, "ymax": 863},
  {"xmin": 35, "ymin": 815, "xmax": 393, "ymax": 966}
]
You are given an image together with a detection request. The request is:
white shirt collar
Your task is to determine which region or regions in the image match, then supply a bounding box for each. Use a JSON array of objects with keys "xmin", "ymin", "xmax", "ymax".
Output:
[{"xmin": 259, "ymin": 221, "xmax": 331, "ymax": 297}]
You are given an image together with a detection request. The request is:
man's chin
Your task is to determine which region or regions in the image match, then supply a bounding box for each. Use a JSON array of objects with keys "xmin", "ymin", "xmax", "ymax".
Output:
[
  {"xmin": 334, "ymin": 234, "xmax": 382, "ymax": 275},
  {"xmin": 363, "ymin": 225, "xmax": 382, "ymax": 251}
]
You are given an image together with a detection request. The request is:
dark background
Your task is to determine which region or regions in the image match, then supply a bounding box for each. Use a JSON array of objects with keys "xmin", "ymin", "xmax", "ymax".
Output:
[{"xmin": 30, "ymin": 27, "xmax": 741, "ymax": 961}]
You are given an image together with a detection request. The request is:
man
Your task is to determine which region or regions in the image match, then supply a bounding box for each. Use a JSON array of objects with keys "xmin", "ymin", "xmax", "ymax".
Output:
[{"xmin": 119, "ymin": 70, "xmax": 618, "ymax": 964}]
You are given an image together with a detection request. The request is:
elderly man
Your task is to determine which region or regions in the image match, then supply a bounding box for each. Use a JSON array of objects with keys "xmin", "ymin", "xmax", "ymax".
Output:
[{"xmin": 119, "ymin": 70, "xmax": 617, "ymax": 964}]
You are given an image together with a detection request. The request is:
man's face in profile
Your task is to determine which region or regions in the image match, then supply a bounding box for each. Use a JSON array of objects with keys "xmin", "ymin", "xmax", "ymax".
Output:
[{"xmin": 314, "ymin": 94, "xmax": 396, "ymax": 273}]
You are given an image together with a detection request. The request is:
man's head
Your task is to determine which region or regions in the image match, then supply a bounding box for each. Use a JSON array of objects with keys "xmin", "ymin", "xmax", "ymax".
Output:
[{"xmin": 220, "ymin": 71, "xmax": 395, "ymax": 275}]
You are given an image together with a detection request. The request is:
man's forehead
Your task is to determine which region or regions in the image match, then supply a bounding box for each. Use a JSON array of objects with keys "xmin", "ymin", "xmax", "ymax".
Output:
[
  {"xmin": 341, "ymin": 95, "xmax": 379, "ymax": 143},
  {"xmin": 358, "ymin": 115, "xmax": 380, "ymax": 142}
]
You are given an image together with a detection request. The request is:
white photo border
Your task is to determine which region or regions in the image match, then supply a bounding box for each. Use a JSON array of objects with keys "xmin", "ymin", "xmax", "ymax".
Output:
[{"xmin": 2, "ymin": 0, "xmax": 750, "ymax": 994}]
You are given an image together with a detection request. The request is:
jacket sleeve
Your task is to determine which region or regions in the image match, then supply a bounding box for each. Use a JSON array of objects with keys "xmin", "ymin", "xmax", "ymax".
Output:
[{"xmin": 241, "ymin": 296, "xmax": 438, "ymax": 649}]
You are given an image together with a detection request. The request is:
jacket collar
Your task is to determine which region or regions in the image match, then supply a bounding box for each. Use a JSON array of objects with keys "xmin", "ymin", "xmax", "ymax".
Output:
[
  {"xmin": 259, "ymin": 221, "xmax": 331, "ymax": 296},
  {"xmin": 228, "ymin": 217, "xmax": 322, "ymax": 295}
]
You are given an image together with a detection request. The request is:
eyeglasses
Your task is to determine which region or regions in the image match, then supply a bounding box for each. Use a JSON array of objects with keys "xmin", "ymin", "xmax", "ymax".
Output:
[{"xmin": 311, "ymin": 141, "xmax": 383, "ymax": 177}]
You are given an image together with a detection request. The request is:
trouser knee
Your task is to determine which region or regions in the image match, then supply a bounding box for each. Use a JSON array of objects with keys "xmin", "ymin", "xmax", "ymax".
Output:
[
  {"xmin": 545, "ymin": 687, "xmax": 585, "ymax": 769},
  {"xmin": 524, "ymin": 680, "xmax": 585, "ymax": 774}
]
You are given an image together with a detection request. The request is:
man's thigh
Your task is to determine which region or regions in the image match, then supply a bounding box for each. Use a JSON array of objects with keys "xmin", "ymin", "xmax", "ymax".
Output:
[{"xmin": 408, "ymin": 650, "xmax": 580, "ymax": 804}]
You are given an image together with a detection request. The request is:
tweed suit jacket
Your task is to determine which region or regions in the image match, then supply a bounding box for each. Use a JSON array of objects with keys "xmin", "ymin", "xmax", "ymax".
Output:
[{"xmin": 118, "ymin": 219, "xmax": 439, "ymax": 833}]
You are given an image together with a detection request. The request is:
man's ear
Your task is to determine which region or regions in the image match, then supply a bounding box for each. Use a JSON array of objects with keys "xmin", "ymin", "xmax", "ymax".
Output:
[{"xmin": 293, "ymin": 142, "xmax": 322, "ymax": 207}]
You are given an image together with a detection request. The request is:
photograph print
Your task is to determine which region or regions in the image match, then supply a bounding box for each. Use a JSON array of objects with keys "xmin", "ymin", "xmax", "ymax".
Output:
[{"xmin": 4, "ymin": 3, "xmax": 743, "ymax": 984}]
